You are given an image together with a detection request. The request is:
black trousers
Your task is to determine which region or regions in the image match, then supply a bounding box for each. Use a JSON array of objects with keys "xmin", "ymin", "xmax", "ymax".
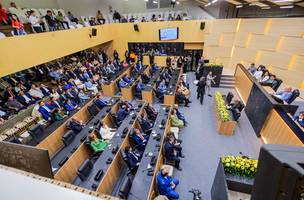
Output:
[
  {"xmin": 33, "ymin": 26, "xmax": 43, "ymax": 33},
  {"xmin": 60, "ymin": 21, "xmax": 70, "ymax": 29},
  {"xmin": 197, "ymin": 91, "xmax": 205, "ymax": 104},
  {"xmin": 97, "ymin": 18, "xmax": 105, "ymax": 24}
]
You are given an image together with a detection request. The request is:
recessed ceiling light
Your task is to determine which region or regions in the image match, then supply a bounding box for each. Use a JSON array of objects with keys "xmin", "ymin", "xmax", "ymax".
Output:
[
  {"xmin": 212, "ymin": 0, "xmax": 218, "ymax": 3},
  {"xmin": 153, "ymin": 0, "xmax": 157, "ymax": 3},
  {"xmin": 236, "ymin": 4, "xmax": 243, "ymax": 8},
  {"xmin": 176, "ymin": 1, "xmax": 180, "ymax": 5},
  {"xmin": 261, "ymin": 6, "xmax": 271, "ymax": 9},
  {"xmin": 280, "ymin": 5, "xmax": 294, "ymax": 8}
]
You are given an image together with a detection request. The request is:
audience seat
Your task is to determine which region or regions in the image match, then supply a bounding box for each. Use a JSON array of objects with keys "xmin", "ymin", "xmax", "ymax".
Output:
[
  {"xmin": 118, "ymin": 176, "xmax": 132, "ymax": 199},
  {"xmin": 120, "ymin": 150, "xmax": 137, "ymax": 175},
  {"xmin": 62, "ymin": 130, "xmax": 76, "ymax": 147},
  {"xmin": 87, "ymin": 103, "xmax": 100, "ymax": 116},
  {"xmin": 286, "ymin": 89, "xmax": 300, "ymax": 104},
  {"xmin": 77, "ymin": 159, "xmax": 93, "ymax": 181},
  {"xmin": 110, "ymin": 112, "xmax": 122, "ymax": 128},
  {"xmin": 28, "ymin": 124, "xmax": 44, "ymax": 143}
]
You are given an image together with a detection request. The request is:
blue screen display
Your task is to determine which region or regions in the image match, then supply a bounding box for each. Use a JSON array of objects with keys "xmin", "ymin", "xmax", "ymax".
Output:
[{"xmin": 159, "ymin": 28, "xmax": 179, "ymax": 41}]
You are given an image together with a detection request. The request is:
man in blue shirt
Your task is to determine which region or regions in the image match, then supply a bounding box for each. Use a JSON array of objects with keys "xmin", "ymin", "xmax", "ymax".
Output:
[
  {"xmin": 157, "ymin": 165, "xmax": 179, "ymax": 199},
  {"xmin": 118, "ymin": 79, "xmax": 128, "ymax": 88},
  {"xmin": 94, "ymin": 94, "xmax": 109, "ymax": 109},
  {"xmin": 38, "ymin": 101, "xmax": 53, "ymax": 121},
  {"xmin": 135, "ymin": 60, "xmax": 143, "ymax": 72},
  {"xmin": 135, "ymin": 80, "xmax": 145, "ymax": 93},
  {"xmin": 274, "ymin": 87, "xmax": 293, "ymax": 102},
  {"xmin": 123, "ymin": 75, "xmax": 133, "ymax": 84},
  {"xmin": 117, "ymin": 104, "xmax": 129, "ymax": 122}
]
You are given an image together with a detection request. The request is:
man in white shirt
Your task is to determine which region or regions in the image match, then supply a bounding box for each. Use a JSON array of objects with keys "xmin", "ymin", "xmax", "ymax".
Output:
[
  {"xmin": 99, "ymin": 121, "xmax": 116, "ymax": 140},
  {"xmin": 29, "ymin": 84, "xmax": 44, "ymax": 99},
  {"xmin": 29, "ymin": 10, "xmax": 43, "ymax": 33}
]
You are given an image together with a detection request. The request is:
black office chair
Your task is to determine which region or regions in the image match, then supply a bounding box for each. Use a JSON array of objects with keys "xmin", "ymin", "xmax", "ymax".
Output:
[
  {"xmin": 28, "ymin": 124, "xmax": 44, "ymax": 144},
  {"xmin": 153, "ymin": 88, "xmax": 164, "ymax": 103},
  {"xmin": 62, "ymin": 130, "xmax": 76, "ymax": 146},
  {"xmin": 133, "ymin": 84, "xmax": 142, "ymax": 99},
  {"xmin": 87, "ymin": 103, "xmax": 100, "ymax": 116},
  {"xmin": 120, "ymin": 149, "xmax": 138, "ymax": 175},
  {"xmin": 110, "ymin": 112, "xmax": 122, "ymax": 128},
  {"xmin": 286, "ymin": 89, "xmax": 300, "ymax": 104},
  {"xmin": 77, "ymin": 159, "xmax": 93, "ymax": 181},
  {"xmin": 226, "ymin": 92, "xmax": 234, "ymax": 104},
  {"xmin": 118, "ymin": 176, "xmax": 132, "ymax": 199},
  {"xmin": 272, "ymin": 79, "xmax": 282, "ymax": 92}
]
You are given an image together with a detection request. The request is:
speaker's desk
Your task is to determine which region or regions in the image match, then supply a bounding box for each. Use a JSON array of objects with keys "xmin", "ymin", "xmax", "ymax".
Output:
[
  {"xmin": 234, "ymin": 64, "xmax": 302, "ymax": 146},
  {"xmin": 128, "ymin": 105, "xmax": 171, "ymax": 200}
]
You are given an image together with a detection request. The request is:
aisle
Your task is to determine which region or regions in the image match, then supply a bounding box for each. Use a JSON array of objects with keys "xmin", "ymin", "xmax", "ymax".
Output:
[{"xmin": 173, "ymin": 72, "xmax": 262, "ymax": 199}]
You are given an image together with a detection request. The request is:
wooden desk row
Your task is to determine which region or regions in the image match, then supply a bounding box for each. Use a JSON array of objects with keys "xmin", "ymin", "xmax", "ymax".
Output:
[
  {"xmin": 121, "ymin": 66, "xmax": 151, "ymax": 101},
  {"xmin": 164, "ymin": 68, "xmax": 183, "ymax": 106},
  {"xmin": 102, "ymin": 66, "xmax": 132, "ymax": 96},
  {"xmin": 142, "ymin": 67, "xmax": 165, "ymax": 104}
]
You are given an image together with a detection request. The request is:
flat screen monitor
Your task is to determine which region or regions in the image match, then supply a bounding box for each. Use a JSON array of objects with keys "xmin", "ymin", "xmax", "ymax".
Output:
[
  {"xmin": 159, "ymin": 28, "xmax": 179, "ymax": 41},
  {"xmin": 0, "ymin": 141, "xmax": 53, "ymax": 178}
]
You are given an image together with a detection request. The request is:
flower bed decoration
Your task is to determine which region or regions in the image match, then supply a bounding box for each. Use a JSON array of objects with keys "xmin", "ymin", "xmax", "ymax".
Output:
[{"xmin": 221, "ymin": 155, "xmax": 258, "ymax": 178}]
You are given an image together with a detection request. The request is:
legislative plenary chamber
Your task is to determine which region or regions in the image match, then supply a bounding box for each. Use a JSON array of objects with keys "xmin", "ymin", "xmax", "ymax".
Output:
[{"xmin": 0, "ymin": 0, "xmax": 303, "ymax": 200}]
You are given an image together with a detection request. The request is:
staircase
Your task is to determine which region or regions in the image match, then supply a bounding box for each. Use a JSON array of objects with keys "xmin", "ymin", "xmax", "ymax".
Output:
[{"xmin": 219, "ymin": 75, "xmax": 235, "ymax": 89}]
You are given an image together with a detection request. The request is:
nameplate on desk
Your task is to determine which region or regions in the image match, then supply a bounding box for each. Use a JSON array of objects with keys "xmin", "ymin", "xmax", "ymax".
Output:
[{"xmin": 58, "ymin": 156, "xmax": 69, "ymax": 166}]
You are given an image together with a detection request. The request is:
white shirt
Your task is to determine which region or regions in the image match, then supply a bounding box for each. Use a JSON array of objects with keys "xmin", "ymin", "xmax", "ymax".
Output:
[
  {"xmin": 99, "ymin": 126, "xmax": 115, "ymax": 140},
  {"xmin": 253, "ymin": 71, "xmax": 263, "ymax": 81},
  {"xmin": 22, "ymin": 94, "xmax": 31, "ymax": 103},
  {"xmin": 29, "ymin": 15, "xmax": 40, "ymax": 27},
  {"xmin": 29, "ymin": 88, "xmax": 44, "ymax": 98}
]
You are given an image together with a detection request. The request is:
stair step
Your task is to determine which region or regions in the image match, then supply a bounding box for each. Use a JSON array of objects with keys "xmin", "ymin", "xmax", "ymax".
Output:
[
  {"xmin": 221, "ymin": 75, "xmax": 235, "ymax": 78},
  {"xmin": 220, "ymin": 81, "xmax": 235, "ymax": 85},
  {"xmin": 219, "ymin": 85, "xmax": 235, "ymax": 89}
]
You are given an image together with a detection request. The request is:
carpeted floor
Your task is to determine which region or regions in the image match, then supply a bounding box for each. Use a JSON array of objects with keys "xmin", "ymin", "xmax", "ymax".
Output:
[{"xmin": 173, "ymin": 72, "xmax": 262, "ymax": 200}]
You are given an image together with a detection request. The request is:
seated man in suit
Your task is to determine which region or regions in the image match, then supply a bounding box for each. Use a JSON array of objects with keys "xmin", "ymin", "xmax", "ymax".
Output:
[
  {"xmin": 141, "ymin": 73, "xmax": 150, "ymax": 84},
  {"xmin": 138, "ymin": 114, "xmax": 153, "ymax": 135},
  {"xmin": 118, "ymin": 78, "xmax": 128, "ymax": 88},
  {"xmin": 151, "ymin": 63, "xmax": 159, "ymax": 73},
  {"xmin": 174, "ymin": 105, "xmax": 187, "ymax": 126},
  {"xmin": 48, "ymin": 96, "xmax": 64, "ymax": 110},
  {"xmin": 294, "ymin": 111, "xmax": 304, "ymax": 128},
  {"xmin": 117, "ymin": 104, "xmax": 130, "ymax": 122},
  {"xmin": 156, "ymin": 165, "xmax": 180, "ymax": 200},
  {"xmin": 123, "ymin": 75, "xmax": 133, "ymax": 84},
  {"xmin": 132, "ymin": 128, "xmax": 149, "ymax": 150},
  {"xmin": 69, "ymin": 117, "xmax": 85, "ymax": 133},
  {"xmin": 88, "ymin": 132, "xmax": 108, "ymax": 153},
  {"xmin": 145, "ymin": 103, "xmax": 157, "ymax": 121},
  {"xmin": 64, "ymin": 99, "xmax": 79, "ymax": 111},
  {"xmin": 39, "ymin": 83, "xmax": 51, "ymax": 96},
  {"xmin": 38, "ymin": 101, "xmax": 53, "ymax": 122},
  {"xmin": 28, "ymin": 84, "xmax": 44, "ymax": 99},
  {"xmin": 135, "ymin": 60, "xmax": 143, "ymax": 72},
  {"xmin": 273, "ymin": 87, "xmax": 293, "ymax": 103},
  {"xmin": 6, "ymin": 96, "xmax": 26, "ymax": 113},
  {"xmin": 78, "ymin": 89, "xmax": 90, "ymax": 104},
  {"xmin": 124, "ymin": 146, "xmax": 141, "ymax": 171},
  {"xmin": 16, "ymin": 91, "xmax": 36, "ymax": 106},
  {"xmin": 164, "ymin": 135, "xmax": 183, "ymax": 171},
  {"xmin": 94, "ymin": 94, "xmax": 109, "ymax": 109},
  {"xmin": 135, "ymin": 79, "xmax": 145, "ymax": 94}
]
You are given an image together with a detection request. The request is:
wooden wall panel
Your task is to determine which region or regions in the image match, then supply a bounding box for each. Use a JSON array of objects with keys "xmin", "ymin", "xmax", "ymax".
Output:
[
  {"xmin": 234, "ymin": 32, "xmax": 249, "ymax": 47},
  {"xmin": 205, "ymin": 46, "xmax": 233, "ymax": 59},
  {"xmin": 220, "ymin": 33, "xmax": 236, "ymax": 47},
  {"xmin": 271, "ymin": 67, "xmax": 304, "ymax": 88},
  {"xmin": 238, "ymin": 18, "xmax": 269, "ymax": 34},
  {"xmin": 256, "ymin": 50, "xmax": 292, "ymax": 70},
  {"xmin": 247, "ymin": 35, "xmax": 279, "ymax": 51},
  {"xmin": 233, "ymin": 47, "xmax": 258, "ymax": 62},
  {"xmin": 267, "ymin": 18, "xmax": 304, "ymax": 37},
  {"xmin": 204, "ymin": 33, "xmax": 221, "ymax": 46},
  {"xmin": 289, "ymin": 55, "xmax": 304, "ymax": 72},
  {"xmin": 209, "ymin": 19, "xmax": 238, "ymax": 33},
  {"xmin": 277, "ymin": 36, "xmax": 304, "ymax": 55}
]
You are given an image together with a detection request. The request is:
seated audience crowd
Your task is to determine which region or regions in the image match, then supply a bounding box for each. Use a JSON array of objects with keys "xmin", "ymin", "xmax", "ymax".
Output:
[
  {"xmin": 0, "ymin": 1, "xmax": 191, "ymax": 37},
  {"xmin": 0, "ymin": 48, "xmax": 129, "ymax": 125}
]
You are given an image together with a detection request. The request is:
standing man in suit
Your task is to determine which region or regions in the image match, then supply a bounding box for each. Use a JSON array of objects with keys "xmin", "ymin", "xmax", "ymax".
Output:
[{"xmin": 196, "ymin": 76, "xmax": 206, "ymax": 105}]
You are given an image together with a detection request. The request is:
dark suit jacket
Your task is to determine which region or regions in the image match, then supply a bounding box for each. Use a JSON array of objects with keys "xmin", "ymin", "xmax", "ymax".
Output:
[
  {"xmin": 126, "ymin": 152, "xmax": 139, "ymax": 169},
  {"xmin": 197, "ymin": 80, "xmax": 206, "ymax": 93},
  {"xmin": 16, "ymin": 93, "xmax": 34, "ymax": 106},
  {"xmin": 164, "ymin": 141, "xmax": 175, "ymax": 160}
]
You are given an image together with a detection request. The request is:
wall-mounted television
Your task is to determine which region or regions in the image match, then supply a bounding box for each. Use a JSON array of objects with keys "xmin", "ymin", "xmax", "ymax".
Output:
[{"xmin": 159, "ymin": 28, "xmax": 179, "ymax": 41}]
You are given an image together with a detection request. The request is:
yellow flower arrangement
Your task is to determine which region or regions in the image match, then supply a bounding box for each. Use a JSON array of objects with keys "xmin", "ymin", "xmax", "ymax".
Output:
[
  {"xmin": 215, "ymin": 92, "xmax": 230, "ymax": 122},
  {"xmin": 221, "ymin": 155, "xmax": 258, "ymax": 178}
]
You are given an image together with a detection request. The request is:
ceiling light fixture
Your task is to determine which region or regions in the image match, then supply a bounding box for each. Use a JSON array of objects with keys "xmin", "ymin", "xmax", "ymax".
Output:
[
  {"xmin": 280, "ymin": 5, "xmax": 294, "ymax": 8},
  {"xmin": 212, "ymin": 0, "xmax": 218, "ymax": 3},
  {"xmin": 273, "ymin": 0, "xmax": 293, "ymax": 2},
  {"xmin": 261, "ymin": 6, "xmax": 271, "ymax": 9},
  {"xmin": 236, "ymin": 4, "xmax": 243, "ymax": 8},
  {"xmin": 153, "ymin": 0, "xmax": 158, "ymax": 4},
  {"xmin": 145, "ymin": 0, "xmax": 148, "ymax": 2},
  {"xmin": 205, "ymin": 2, "xmax": 211, "ymax": 7},
  {"xmin": 176, "ymin": 1, "xmax": 180, "ymax": 5}
]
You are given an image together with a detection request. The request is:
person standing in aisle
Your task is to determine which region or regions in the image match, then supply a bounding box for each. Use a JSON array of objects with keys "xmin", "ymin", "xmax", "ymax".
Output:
[
  {"xmin": 206, "ymin": 71, "xmax": 216, "ymax": 97},
  {"xmin": 196, "ymin": 76, "xmax": 206, "ymax": 105}
]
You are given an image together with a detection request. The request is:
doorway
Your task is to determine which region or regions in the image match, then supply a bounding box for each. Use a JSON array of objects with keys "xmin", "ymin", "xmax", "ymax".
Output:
[{"xmin": 184, "ymin": 49, "xmax": 203, "ymax": 72}]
